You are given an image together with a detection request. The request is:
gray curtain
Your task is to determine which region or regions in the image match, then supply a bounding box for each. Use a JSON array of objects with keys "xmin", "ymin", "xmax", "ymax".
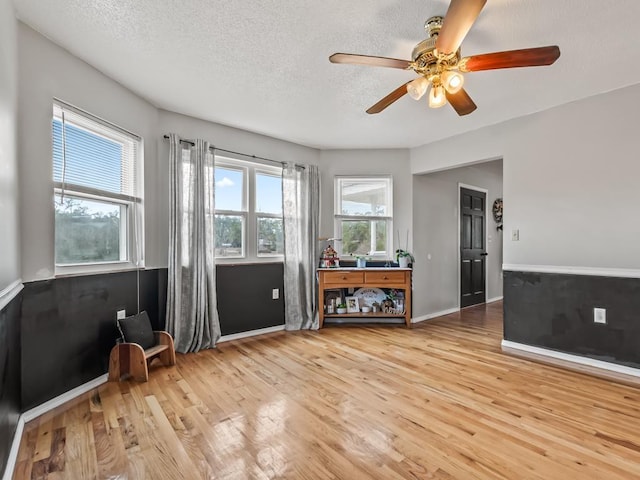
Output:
[
  {"xmin": 166, "ymin": 134, "xmax": 221, "ymax": 352},
  {"xmin": 283, "ymin": 163, "xmax": 320, "ymax": 330}
]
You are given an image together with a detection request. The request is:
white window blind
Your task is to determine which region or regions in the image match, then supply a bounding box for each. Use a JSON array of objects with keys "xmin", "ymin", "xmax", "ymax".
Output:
[{"xmin": 53, "ymin": 102, "xmax": 139, "ymax": 200}]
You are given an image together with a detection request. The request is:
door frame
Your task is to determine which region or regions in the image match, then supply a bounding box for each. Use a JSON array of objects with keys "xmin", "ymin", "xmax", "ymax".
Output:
[{"xmin": 457, "ymin": 183, "xmax": 489, "ymax": 308}]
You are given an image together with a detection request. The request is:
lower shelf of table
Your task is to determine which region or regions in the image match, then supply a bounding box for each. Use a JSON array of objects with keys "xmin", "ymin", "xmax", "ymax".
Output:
[
  {"xmin": 323, "ymin": 316, "xmax": 406, "ymax": 325},
  {"xmin": 324, "ymin": 312, "xmax": 405, "ymax": 318}
]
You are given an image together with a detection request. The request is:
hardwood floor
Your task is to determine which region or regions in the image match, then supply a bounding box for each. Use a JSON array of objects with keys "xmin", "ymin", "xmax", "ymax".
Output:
[{"xmin": 13, "ymin": 301, "xmax": 640, "ymax": 479}]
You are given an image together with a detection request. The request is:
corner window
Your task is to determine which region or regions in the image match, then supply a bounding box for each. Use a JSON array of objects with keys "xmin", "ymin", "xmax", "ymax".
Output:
[
  {"xmin": 52, "ymin": 101, "xmax": 143, "ymax": 273},
  {"xmin": 214, "ymin": 157, "xmax": 282, "ymax": 261},
  {"xmin": 334, "ymin": 176, "xmax": 393, "ymax": 258}
]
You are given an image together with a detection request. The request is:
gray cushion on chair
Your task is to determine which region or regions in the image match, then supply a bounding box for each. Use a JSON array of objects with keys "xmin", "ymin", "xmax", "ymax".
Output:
[{"xmin": 117, "ymin": 311, "xmax": 155, "ymax": 350}]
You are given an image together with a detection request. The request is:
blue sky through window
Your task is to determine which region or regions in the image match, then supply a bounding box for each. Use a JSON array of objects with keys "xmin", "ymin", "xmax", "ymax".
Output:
[
  {"xmin": 256, "ymin": 173, "xmax": 282, "ymax": 215},
  {"xmin": 215, "ymin": 167, "xmax": 244, "ymax": 210}
]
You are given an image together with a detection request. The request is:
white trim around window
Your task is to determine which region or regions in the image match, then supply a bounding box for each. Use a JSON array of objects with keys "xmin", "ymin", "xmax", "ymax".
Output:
[
  {"xmin": 52, "ymin": 100, "xmax": 144, "ymax": 276},
  {"xmin": 334, "ymin": 175, "xmax": 393, "ymax": 259},
  {"xmin": 214, "ymin": 156, "xmax": 283, "ymax": 263}
]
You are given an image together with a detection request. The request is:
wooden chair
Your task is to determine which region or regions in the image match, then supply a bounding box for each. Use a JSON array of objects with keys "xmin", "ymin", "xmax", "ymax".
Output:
[{"xmin": 108, "ymin": 312, "xmax": 176, "ymax": 382}]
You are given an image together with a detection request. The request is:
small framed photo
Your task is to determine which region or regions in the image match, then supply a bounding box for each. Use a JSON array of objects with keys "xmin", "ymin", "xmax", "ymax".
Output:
[
  {"xmin": 324, "ymin": 289, "xmax": 343, "ymax": 313},
  {"xmin": 345, "ymin": 296, "xmax": 360, "ymax": 313}
]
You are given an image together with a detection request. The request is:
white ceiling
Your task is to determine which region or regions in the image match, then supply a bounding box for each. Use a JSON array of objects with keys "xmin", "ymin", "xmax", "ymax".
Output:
[{"xmin": 12, "ymin": 0, "xmax": 640, "ymax": 149}]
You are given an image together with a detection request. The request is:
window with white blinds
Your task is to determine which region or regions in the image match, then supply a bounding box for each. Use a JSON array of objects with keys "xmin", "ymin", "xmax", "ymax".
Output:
[
  {"xmin": 53, "ymin": 103, "xmax": 139, "ymax": 199},
  {"xmin": 52, "ymin": 101, "xmax": 143, "ymax": 271}
]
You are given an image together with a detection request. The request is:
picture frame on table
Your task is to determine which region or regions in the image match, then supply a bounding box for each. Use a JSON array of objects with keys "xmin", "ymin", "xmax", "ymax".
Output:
[
  {"xmin": 324, "ymin": 289, "xmax": 343, "ymax": 313},
  {"xmin": 345, "ymin": 296, "xmax": 360, "ymax": 313}
]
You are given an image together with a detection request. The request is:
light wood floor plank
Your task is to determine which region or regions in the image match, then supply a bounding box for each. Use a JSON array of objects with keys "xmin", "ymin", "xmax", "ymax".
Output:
[{"xmin": 12, "ymin": 302, "xmax": 640, "ymax": 479}]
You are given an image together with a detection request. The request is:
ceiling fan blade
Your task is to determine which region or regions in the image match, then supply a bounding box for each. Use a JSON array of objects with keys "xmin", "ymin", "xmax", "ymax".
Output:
[
  {"xmin": 366, "ymin": 82, "xmax": 411, "ymax": 114},
  {"xmin": 436, "ymin": 0, "xmax": 487, "ymax": 55},
  {"xmin": 446, "ymin": 88, "xmax": 477, "ymax": 116},
  {"xmin": 329, "ymin": 53, "xmax": 411, "ymax": 70},
  {"xmin": 460, "ymin": 46, "xmax": 561, "ymax": 72}
]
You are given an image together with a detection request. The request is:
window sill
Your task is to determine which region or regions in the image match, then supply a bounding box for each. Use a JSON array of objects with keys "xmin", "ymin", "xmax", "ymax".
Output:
[{"xmin": 54, "ymin": 262, "xmax": 144, "ymax": 279}]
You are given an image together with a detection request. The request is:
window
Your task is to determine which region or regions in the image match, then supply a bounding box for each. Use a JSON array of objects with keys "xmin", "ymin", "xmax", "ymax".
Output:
[
  {"xmin": 214, "ymin": 158, "xmax": 283, "ymax": 260},
  {"xmin": 52, "ymin": 101, "xmax": 143, "ymax": 272},
  {"xmin": 214, "ymin": 165, "xmax": 246, "ymax": 258},
  {"xmin": 335, "ymin": 176, "xmax": 393, "ymax": 258},
  {"xmin": 256, "ymin": 172, "xmax": 284, "ymax": 256}
]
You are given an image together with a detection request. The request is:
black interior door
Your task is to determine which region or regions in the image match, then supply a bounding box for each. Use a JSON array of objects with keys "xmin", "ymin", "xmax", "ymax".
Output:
[{"xmin": 460, "ymin": 187, "xmax": 487, "ymax": 308}]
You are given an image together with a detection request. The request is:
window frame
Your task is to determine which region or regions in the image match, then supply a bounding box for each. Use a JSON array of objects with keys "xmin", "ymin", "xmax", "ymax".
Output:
[
  {"xmin": 213, "ymin": 162, "xmax": 248, "ymax": 259},
  {"xmin": 255, "ymin": 169, "xmax": 284, "ymax": 258},
  {"xmin": 214, "ymin": 156, "xmax": 283, "ymax": 263},
  {"xmin": 52, "ymin": 100, "xmax": 143, "ymax": 276},
  {"xmin": 334, "ymin": 175, "xmax": 393, "ymax": 259}
]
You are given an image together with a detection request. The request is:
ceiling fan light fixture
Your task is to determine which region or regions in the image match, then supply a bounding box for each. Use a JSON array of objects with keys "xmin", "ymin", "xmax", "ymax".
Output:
[
  {"xmin": 429, "ymin": 83, "xmax": 447, "ymax": 108},
  {"xmin": 442, "ymin": 70, "xmax": 464, "ymax": 94},
  {"xmin": 407, "ymin": 76, "xmax": 429, "ymax": 100}
]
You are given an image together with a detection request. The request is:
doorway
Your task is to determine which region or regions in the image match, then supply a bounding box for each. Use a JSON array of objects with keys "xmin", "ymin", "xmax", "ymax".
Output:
[{"xmin": 459, "ymin": 185, "xmax": 487, "ymax": 308}]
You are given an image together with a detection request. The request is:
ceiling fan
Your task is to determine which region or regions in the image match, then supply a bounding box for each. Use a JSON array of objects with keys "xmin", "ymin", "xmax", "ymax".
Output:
[{"xmin": 329, "ymin": 0, "xmax": 560, "ymax": 116}]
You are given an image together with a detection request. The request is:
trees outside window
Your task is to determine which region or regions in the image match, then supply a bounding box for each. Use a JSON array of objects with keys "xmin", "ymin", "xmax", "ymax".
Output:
[{"xmin": 334, "ymin": 176, "xmax": 393, "ymax": 258}]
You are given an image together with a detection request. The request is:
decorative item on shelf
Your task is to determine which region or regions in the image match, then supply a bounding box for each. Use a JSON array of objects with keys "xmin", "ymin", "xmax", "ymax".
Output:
[
  {"xmin": 395, "ymin": 249, "xmax": 415, "ymax": 268},
  {"xmin": 353, "ymin": 287, "xmax": 386, "ymax": 308},
  {"xmin": 350, "ymin": 253, "xmax": 369, "ymax": 268},
  {"xmin": 492, "ymin": 198, "xmax": 503, "ymax": 231},
  {"xmin": 336, "ymin": 303, "xmax": 347, "ymax": 314},
  {"xmin": 372, "ymin": 301, "xmax": 381, "ymax": 313},
  {"xmin": 383, "ymin": 289, "xmax": 406, "ymax": 314},
  {"xmin": 325, "ymin": 289, "xmax": 343, "ymax": 314},
  {"xmin": 345, "ymin": 296, "xmax": 360, "ymax": 313},
  {"xmin": 361, "ymin": 306, "xmax": 371, "ymax": 313},
  {"xmin": 382, "ymin": 298, "xmax": 395, "ymax": 313},
  {"xmin": 395, "ymin": 229, "xmax": 414, "ymax": 268},
  {"xmin": 320, "ymin": 244, "xmax": 340, "ymax": 268}
]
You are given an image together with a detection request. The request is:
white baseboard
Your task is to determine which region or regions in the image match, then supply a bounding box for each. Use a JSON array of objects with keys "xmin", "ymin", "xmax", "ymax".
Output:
[
  {"xmin": 218, "ymin": 325, "xmax": 285, "ymax": 343},
  {"xmin": 2, "ymin": 373, "xmax": 108, "ymax": 480},
  {"xmin": 501, "ymin": 340, "xmax": 640, "ymax": 380},
  {"xmin": 502, "ymin": 264, "xmax": 640, "ymax": 278},
  {"xmin": 2, "ymin": 416, "xmax": 24, "ymax": 480},
  {"xmin": 412, "ymin": 307, "xmax": 460, "ymax": 324},
  {"xmin": 22, "ymin": 374, "xmax": 108, "ymax": 422},
  {"xmin": 486, "ymin": 296, "xmax": 503, "ymax": 304},
  {"xmin": 0, "ymin": 279, "xmax": 23, "ymax": 312}
]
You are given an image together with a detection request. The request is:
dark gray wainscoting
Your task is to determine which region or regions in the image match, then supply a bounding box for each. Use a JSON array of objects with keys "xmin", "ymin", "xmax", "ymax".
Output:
[
  {"xmin": 20, "ymin": 269, "xmax": 166, "ymax": 410},
  {"xmin": 216, "ymin": 263, "xmax": 285, "ymax": 336},
  {"xmin": 20, "ymin": 264, "xmax": 285, "ymax": 409},
  {"xmin": 0, "ymin": 290, "xmax": 22, "ymax": 476},
  {"xmin": 504, "ymin": 270, "xmax": 640, "ymax": 368}
]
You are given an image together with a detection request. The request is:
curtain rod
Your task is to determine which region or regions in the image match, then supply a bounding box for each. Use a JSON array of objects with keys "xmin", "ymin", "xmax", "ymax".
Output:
[{"xmin": 162, "ymin": 135, "xmax": 305, "ymax": 169}]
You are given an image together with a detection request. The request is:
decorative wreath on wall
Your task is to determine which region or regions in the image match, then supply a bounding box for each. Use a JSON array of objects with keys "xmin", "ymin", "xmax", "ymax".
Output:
[{"xmin": 492, "ymin": 198, "xmax": 503, "ymax": 231}]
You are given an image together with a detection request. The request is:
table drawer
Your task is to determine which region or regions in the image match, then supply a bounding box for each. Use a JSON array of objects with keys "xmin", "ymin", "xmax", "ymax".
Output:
[
  {"xmin": 364, "ymin": 271, "xmax": 406, "ymax": 284},
  {"xmin": 323, "ymin": 271, "xmax": 364, "ymax": 284}
]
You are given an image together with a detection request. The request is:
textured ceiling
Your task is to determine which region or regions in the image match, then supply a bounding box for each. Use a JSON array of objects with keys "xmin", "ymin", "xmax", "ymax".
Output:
[{"xmin": 12, "ymin": 0, "xmax": 640, "ymax": 149}]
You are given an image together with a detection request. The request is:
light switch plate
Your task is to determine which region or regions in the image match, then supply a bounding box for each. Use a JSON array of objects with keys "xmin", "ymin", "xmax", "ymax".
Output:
[
  {"xmin": 116, "ymin": 309, "xmax": 126, "ymax": 320},
  {"xmin": 272, "ymin": 288, "xmax": 279, "ymax": 300},
  {"xmin": 511, "ymin": 229, "xmax": 520, "ymax": 241}
]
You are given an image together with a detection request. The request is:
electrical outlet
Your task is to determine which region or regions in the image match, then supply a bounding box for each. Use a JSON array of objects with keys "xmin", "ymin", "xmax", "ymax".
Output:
[
  {"xmin": 593, "ymin": 307, "xmax": 606, "ymax": 324},
  {"xmin": 116, "ymin": 309, "xmax": 126, "ymax": 320},
  {"xmin": 511, "ymin": 229, "xmax": 520, "ymax": 241},
  {"xmin": 272, "ymin": 288, "xmax": 279, "ymax": 300}
]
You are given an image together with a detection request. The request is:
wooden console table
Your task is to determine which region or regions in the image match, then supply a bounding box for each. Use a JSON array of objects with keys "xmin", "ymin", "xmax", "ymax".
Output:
[{"xmin": 317, "ymin": 268, "xmax": 412, "ymax": 328}]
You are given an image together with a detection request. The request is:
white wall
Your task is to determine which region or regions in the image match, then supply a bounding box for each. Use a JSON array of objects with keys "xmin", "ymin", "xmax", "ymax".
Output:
[
  {"xmin": 318, "ymin": 149, "xmax": 412, "ymax": 257},
  {"xmin": 411, "ymin": 84, "xmax": 640, "ymax": 271},
  {"xmin": 412, "ymin": 160, "xmax": 503, "ymax": 317},
  {"xmin": 0, "ymin": 0, "xmax": 20, "ymax": 293},
  {"xmin": 17, "ymin": 24, "xmax": 161, "ymax": 281}
]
